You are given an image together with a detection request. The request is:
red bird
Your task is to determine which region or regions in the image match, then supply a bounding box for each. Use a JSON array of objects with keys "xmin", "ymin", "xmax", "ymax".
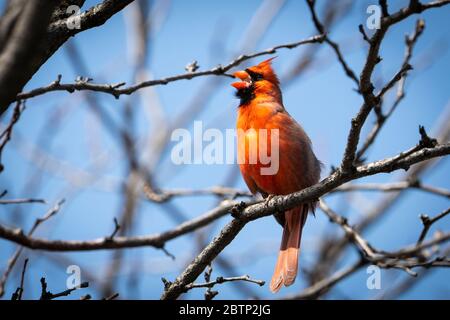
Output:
[{"xmin": 232, "ymin": 58, "xmax": 321, "ymax": 292}]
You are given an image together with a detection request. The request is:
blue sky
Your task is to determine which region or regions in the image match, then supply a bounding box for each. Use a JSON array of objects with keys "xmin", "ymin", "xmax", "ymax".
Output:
[{"xmin": 0, "ymin": 0, "xmax": 449, "ymax": 299}]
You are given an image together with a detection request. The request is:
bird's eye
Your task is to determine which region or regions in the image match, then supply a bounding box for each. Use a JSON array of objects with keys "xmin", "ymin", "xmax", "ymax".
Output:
[{"xmin": 245, "ymin": 69, "xmax": 263, "ymax": 81}]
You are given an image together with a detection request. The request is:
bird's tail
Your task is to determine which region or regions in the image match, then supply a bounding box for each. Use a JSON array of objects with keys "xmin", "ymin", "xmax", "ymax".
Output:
[{"xmin": 270, "ymin": 205, "xmax": 308, "ymax": 293}]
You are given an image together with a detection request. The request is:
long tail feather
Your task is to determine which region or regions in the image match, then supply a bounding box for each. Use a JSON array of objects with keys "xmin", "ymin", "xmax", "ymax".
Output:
[
  {"xmin": 270, "ymin": 228, "xmax": 289, "ymax": 292},
  {"xmin": 270, "ymin": 205, "xmax": 308, "ymax": 293}
]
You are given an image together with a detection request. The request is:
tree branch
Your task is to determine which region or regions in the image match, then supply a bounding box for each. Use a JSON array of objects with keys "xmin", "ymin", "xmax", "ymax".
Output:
[
  {"xmin": 341, "ymin": 1, "xmax": 449, "ymax": 172},
  {"xmin": 0, "ymin": 199, "xmax": 65, "ymax": 297},
  {"xmin": 143, "ymin": 185, "xmax": 253, "ymax": 203},
  {"xmin": 287, "ymin": 259, "xmax": 367, "ymax": 300},
  {"xmin": 286, "ymin": 202, "xmax": 450, "ymax": 299},
  {"xmin": 334, "ymin": 180, "xmax": 450, "ymax": 199},
  {"xmin": 356, "ymin": 19, "xmax": 425, "ymax": 162},
  {"xmin": 40, "ymin": 277, "xmax": 88, "ymax": 300},
  {"xmin": 417, "ymin": 207, "xmax": 450, "ymax": 245},
  {"xmin": 0, "ymin": 198, "xmax": 47, "ymax": 205},
  {"xmin": 176, "ymin": 264, "xmax": 265, "ymax": 300},
  {"xmin": 15, "ymin": 34, "xmax": 325, "ymax": 101},
  {"xmin": 160, "ymin": 141, "xmax": 450, "ymax": 299},
  {"xmin": 185, "ymin": 275, "xmax": 265, "ymax": 291},
  {"xmin": 10, "ymin": 258, "xmax": 28, "ymax": 300},
  {"xmin": 0, "ymin": 101, "xmax": 24, "ymax": 172},
  {"xmin": 0, "ymin": 0, "xmax": 137, "ymax": 116},
  {"xmin": 0, "ymin": 1, "xmax": 58, "ymax": 114},
  {"xmin": 0, "ymin": 142, "xmax": 448, "ymax": 255},
  {"xmin": 0, "ymin": 199, "xmax": 256, "ymax": 251},
  {"xmin": 305, "ymin": 0, "xmax": 359, "ymax": 87}
]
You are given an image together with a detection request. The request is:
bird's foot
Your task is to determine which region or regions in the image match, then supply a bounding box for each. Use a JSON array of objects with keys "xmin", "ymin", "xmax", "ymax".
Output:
[
  {"xmin": 230, "ymin": 201, "xmax": 247, "ymax": 219},
  {"xmin": 264, "ymin": 194, "xmax": 276, "ymax": 208}
]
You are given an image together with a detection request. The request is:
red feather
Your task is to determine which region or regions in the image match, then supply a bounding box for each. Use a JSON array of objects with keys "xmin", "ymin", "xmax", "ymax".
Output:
[{"xmin": 233, "ymin": 59, "xmax": 321, "ymax": 292}]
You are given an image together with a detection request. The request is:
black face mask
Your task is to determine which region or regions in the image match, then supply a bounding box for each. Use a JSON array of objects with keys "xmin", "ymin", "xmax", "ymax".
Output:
[
  {"xmin": 245, "ymin": 69, "xmax": 264, "ymax": 82},
  {"xmin": 235, "ymin": 69, "xmax": 264, "ymax": 105},
  {"xmin": 235, "ymin": 84, "xmax": 255, "ymax": 106}
]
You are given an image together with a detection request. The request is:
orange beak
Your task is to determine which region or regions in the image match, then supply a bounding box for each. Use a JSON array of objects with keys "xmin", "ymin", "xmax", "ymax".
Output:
[{"xmin": 231, "ymin": 70, "xmax": 251, "ymax": 90}]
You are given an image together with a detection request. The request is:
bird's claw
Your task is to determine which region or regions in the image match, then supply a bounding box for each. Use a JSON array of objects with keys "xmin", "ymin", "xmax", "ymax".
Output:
[
  {"xmin": 264, "ymin": 194, "xmax": 275, "ymax": 208},
  {"xmin": 230, "ymin": 201, "xmax": 247, "ymax": 219}
]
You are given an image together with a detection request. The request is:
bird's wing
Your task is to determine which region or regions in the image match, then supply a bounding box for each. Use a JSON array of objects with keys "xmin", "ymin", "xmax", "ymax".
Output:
[{"xmin": 240, "ymin": 167, "xmax": 261, "ymax": 195}]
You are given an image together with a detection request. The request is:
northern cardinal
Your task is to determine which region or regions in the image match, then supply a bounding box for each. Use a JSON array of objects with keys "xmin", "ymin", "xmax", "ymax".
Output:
[{"xmin": 232, "ymin": 58, "xmax": 321, "ymax": 292}]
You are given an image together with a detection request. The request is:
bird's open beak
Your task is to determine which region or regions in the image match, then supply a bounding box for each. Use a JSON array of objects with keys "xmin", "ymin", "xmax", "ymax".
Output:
[{"xmin": 231, "ymin": 70, "xmax": 251, "ymax": 90}]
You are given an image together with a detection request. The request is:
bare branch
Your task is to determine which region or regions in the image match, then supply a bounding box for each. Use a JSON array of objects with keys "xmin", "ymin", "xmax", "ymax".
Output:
[
  {"xmin": 291, "ymin": 235, "xmax": 450, "ymax": 300},
  {"xmin": 107, "ymin": 217, "xmax": 121, "ymax": 241},
  {"xmin": 0, "ymin": 199, "xmax": 65, "ymax": 297},
  {"xmin": 0, "ymin": 1, "xmax": 58, "ymax": 114},
  {"xmin": 0, "ymin": 0, "xmax": 138, "ymax": 116},
  {"xmin": 10, "ymin": 258, "xmax": 28, "ymax": 300},
  {"xmin": 305, "ymin": 0, "xmax": 359, "ymax": 87},
  {"xmin": 15, "ymin": 34, "xmax": 325, "ymax": 101},
  {"xmin": 49, "ymin": 0, "xmax": 135, "ymax": 35},
  {"xmin": 376, "ymin": 247, "xmax": 450, "ymax": 299},
  {"xmin": 0, "ymin": 141, "xmax": 447, "ymax": 256},
  {"xmin": 417, "ymin": 207, "xmax": 450, "ymax": 245},
  {"xmin": 358, "ymin": 24, "xmax": 370, "ymax": 44},
  {"xmin": 319, "ymin": 200, "xmax": 376, "ymax": 258},
  {"xmin": 0, "ymin": 199, "xmax": 256, "ymax": 251},
  {"xmin": 335, "ymin": 180, "xmax": 450, "ymax": 199},
  {"xmin": 319, "ymin": 201, "xmax": 450, "ymax": 275},
  {"xmin": 1, "ymin": 0, "xmax": 449, "ymax": 301},
  {"xmin": 185, "ymin": 275, "xmax": 265, "ymax": 291},
  {"xmin": 40, "ymin": 277, "xmax": 89, "ymax": 300},
  {"xmin": 0, "ymin": 101, "xmax": 24, "ymax": 172},
  {"xmin": 310, "ymin": 114, "xmax": 450, "ymax": 286},
  {"xmin": 378, "ymin": 63, "xmax": 413, "ymax": 98},
  {"xmin": 341, "ymin": 0, "xmax": 448, "ymax": 172},
  {"xmin": 161, "ymin": 141, "xmax": 450, "ymax": 299},
  {"xmin": 144, "ymin": 185, "xmax": 253, "ymax": 203},
  {"xmin": 379, "ymin": 0, "xmax": 389, "ymax": 17},
  {"xmin": 287, "ymin": 260, "xmax": 366, "ymax": 300},
  {"xmin": 356, "ymin": 19, "xmax": 426, "ymax": 162},
  {"xmin": 102, "ymin": 292, "xmax": 119, "ymax": 300},
  {"xmin": 0, "ymin": 198, "xmax": 46, "ymax": 205}
]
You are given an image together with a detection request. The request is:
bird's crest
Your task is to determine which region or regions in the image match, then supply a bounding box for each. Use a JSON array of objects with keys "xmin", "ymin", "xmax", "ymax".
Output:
[{"xmin": 246, "ymin": 57, "xmax": 279, "ymax": 85}]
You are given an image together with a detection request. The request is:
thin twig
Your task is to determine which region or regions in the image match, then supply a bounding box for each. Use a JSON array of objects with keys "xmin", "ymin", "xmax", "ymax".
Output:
[
  {"xmin": 102, "ymin": 292, "xmax": 119, "ymax": 300},
  {"xmin": 10, "ymin": 258, "xmax": 28, "ymax": 300},
  {"xmin": 186, "ymin": 275, "xmax": 265, "ymax": 291},
  {"xmin": 305, "ymin": 0, "xmax": 359, "ymax": 87},
  {"xmin": 0, "ymin": 199, "xmax": 257, "ymax": 251},
  {"xmin": 417, "ymin": 207, "xmax": 450, "ymax": 245},
  {"xmin": 0, "ymin": 199, "xmax": 65, "ymax": 297},
  {"xmin": 0, "ymin": 198, "xmax": 47, "ymax": 205},
  {"xmin": 287, "ymin": 259, "xmax": 367, "ymax": 299},
  {"xmin": 161, "ymin": 142, "xmax": 450, "ymax": 299},
  {"xmin": 0, "ymin": 101, "xmax": 24, "ymax": 172},
  {"xmin": 40, "ymin": 277, "xmax": 89, "ymax": 300},
  {"xmin": 144, "ymin": 185, "xmax": 253, "ymax": 203},
  {"xmin": 15, "ymin": 34, "xmax": 325, "ymax": 101},
  {"xmin": 334, "ymin": 180, "xmax": 450, "ymax": 199},
  {"xmin": 107, "ymin": 218, "xmax": 121, "ymax": 240},
  {"xmin": 0, "ymin": 144, "xmax": 448, "ymax": 253},
  {"xmin": 319, "ymin": 200, "xmax": 377, "ymax": 258},
  {"xmin": 356, "ymin": 19, "xmax": 426, "ymax": 162}
]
